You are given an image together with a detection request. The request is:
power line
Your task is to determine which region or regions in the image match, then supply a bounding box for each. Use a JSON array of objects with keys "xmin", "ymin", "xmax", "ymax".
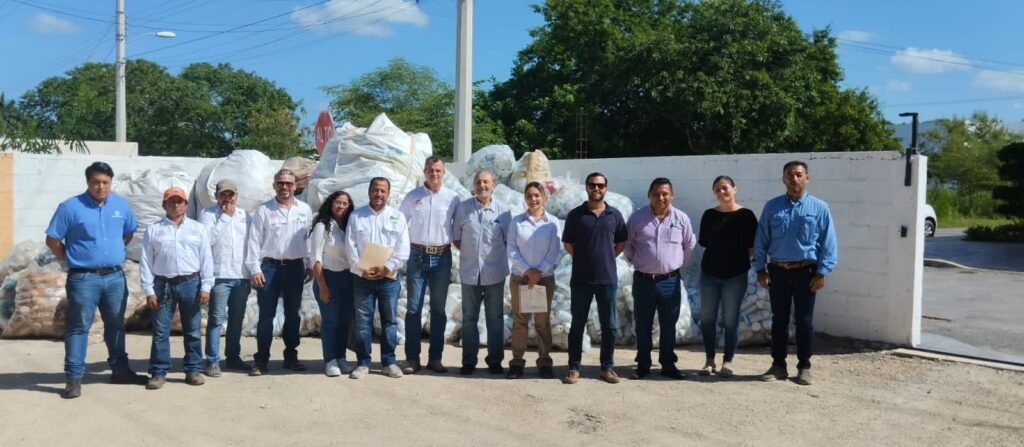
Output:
[{"xmin": 886, "ymin": 95, "xmax": 1024, "ymax": 108}]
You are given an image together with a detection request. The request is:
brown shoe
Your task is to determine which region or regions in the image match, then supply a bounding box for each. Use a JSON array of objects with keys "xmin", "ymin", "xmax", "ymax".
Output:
[
  {"xmin": 402, "ymin": 361, "xmax": 421, "ymax": 375},
  {"xmin": 564, "ymin": 369, "xmax": 580, "ymax": 384},
  {"xmin": 185, "ymin": 372, "xmax": 206, "ymax": 386},
  {"xmin": 759, "ymin": 364, "xmax": 789, "ymax": 382},
  {"xmin": 426, "ymin": 360, "xmax": 448, "ymax": 373},
  {"xmin": 600, "ymin": 369, "xmax": 621, "ymax": 384}
]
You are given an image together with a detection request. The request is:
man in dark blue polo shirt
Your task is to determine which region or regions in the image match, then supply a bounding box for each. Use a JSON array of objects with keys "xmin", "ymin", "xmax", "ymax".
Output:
[
  {"xmin": 45, "ymin": 161, "xmax": 145, "ymax": 399},
  {"xmin": 561, "ymin": 172, "xmax": 628, "ymax": 384}
]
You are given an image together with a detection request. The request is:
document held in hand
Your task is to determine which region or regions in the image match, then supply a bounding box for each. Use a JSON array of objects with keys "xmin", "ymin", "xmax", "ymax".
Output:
[
  {"xmin": 357, "ymin": 243, "xmax": 397, "ymax": 279},
  {"xmin": 518, "ymin": 285, "xmax": 548, "ymax": 313}
]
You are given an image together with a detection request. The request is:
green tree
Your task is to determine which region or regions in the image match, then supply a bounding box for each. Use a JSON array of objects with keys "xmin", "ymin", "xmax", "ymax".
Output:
[
  {"xmin": 993, "ymin": 142, "xmax": 1024, "ymax": 220},
  {"xmin": 485, "ymin": 0, "xmax": 899, "ymax": 158},
  {"xmin": 322, "ymin": 58, "xmax": 504, "ymax": 160}
]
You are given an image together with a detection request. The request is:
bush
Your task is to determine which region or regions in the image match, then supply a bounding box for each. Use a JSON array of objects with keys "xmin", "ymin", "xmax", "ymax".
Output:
[
  {"xmin": 964, "ymin": 222, "xmax": 1024, "ymax": 243},
  {"xmin": 927, "ymin": 185, "xmax": 1002, "ymax": 220}
]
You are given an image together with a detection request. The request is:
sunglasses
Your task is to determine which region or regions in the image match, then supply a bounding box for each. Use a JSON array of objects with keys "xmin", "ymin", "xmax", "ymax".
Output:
[{"xmin": 586, "ymin": 183, "xmax": 607, "ymax": 190}]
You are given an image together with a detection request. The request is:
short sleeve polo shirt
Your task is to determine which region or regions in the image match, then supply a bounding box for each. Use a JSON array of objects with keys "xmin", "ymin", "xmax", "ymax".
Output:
[
  {"xmin": 561, "ymin": 202, "xmax": 627, "ymax": 285},
  {"xmin": 45, "ymin": 192, "xmax": 138, "ymax": 269}
]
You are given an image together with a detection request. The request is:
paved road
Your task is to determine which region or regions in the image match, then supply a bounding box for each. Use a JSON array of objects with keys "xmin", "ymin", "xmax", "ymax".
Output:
[{"xmin": 924, "ymin": 227, "xmax": 1024, "ymax": 272}]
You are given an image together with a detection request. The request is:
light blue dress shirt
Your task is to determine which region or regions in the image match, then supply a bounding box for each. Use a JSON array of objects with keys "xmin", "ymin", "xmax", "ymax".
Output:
[
  {"xmin": 452, "ymin": 197, "xmax": 512, "ymax": 286},
  {"xmin": 507, "ymin": 211, "xmax": 561, "ymax": 277},
  {"xmin": 752, "ymin": 192, "xmax": 838, "ymax": 276}
]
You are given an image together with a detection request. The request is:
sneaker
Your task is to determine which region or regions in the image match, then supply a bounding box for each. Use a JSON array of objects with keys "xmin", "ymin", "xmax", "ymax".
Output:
[
  {"xmin": 110, "ymin": 370, "xmax": 147, "ymax": 385},
  {"xmin": 631, "ymin": 366, "xmax": 650, "ymax": 379},
  {"xmin": 460, "ymin": 364, "xmax": 476, "ymax": 376},
  {"xmin": 203, "ymin": 363, "xmax": 222, "ymax": 378},
  {"xmin": 185, "ymin": 372, "xmax": 206, "ymax": 386},
  {"xmin": 61, "ymin": 379, "xmax": 82, "ymax": 399},
  {"xmin": 249, "ymin": 364, "xmax": 268, "ymax": 377},
  {"xmin": 564, "ymin": 369, "xmax": 580, "ymax": 384},
  {"xmin": 337, "ymin": 359, "xmax": 354, "ymax": 374},
  {"xmin": 383, "ymin": 364, "xmax": 404, "ymax": 378},
  {"xmin": 283, "ymin": 358, "xmax": 306, "ymax": 372},
  {"xmin": 324, "ymin": 359, "xmax": 342, "ymax": 377},
  {"xmin": 795, "ymin": 368, "xmax": 813, "ymax": 385},
  {"xmin": 349, "ymin": 366, "xmax": 370, "ymax": 379},
  {"xmin": 759, "ymin": 364, "xmax": 789, "ymax": 382},
  {"xmin": 225, "ymin": 357, "xmax": 251, "ymax": 371},
  {"xmin": 402, "ymin": 361, "xmax": 421, "ymax": 375},
  {"xmin": 718, "ymin": 362, "xmax": 734, "ymax": 379},
  {"xmin": 538, "ymin": 365, "xmax": 554, "ymax": 379},
  {"xmin": 426, "ymin": 360, "xmax": 448, "ymax": 374},
  {"xmin": 698, "ymin": 360, "xmax": 716, "ymax": 376},
  {"xmin": 600, "ymin": 369, "xmax": 621, "ymax": 384},
  {"xmin": 507, "ymin": 365, "xmax": 524, "ymax": 379},
  {"xmin": 488, "ymin": 364, "xmax": 505, "ymax": 375},
  {"xmin": 146, "ymin": 375, "xmax": 166, "ymax": 390},
  {"xmin": 660, "ymin": 367, "xmax": 687, "ymax": 380}
]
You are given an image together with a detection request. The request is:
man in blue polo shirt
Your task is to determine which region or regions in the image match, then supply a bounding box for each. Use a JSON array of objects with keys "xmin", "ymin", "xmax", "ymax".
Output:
[
  {"xmin": 45, "ymin": 161, "xmax": 145, "ymax": 399},
  {"xmin": 752, "ymin": 160, "xmax": 838, "ymax": 386},
  {"xmin": 561, "ymin": 172, "xmax": 628, "ymax": 384}
]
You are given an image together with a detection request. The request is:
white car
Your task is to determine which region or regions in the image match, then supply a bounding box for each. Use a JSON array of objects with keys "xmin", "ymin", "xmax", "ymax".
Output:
[{"xmin": 923, "ymin": 204, "xmax": 937, "ymax": 237}]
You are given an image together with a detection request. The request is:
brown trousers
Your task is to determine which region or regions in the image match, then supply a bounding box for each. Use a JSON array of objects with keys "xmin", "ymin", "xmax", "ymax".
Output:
[{"xmin": 509, "ymin": 274, "xmax": 555, "ymax": 368}]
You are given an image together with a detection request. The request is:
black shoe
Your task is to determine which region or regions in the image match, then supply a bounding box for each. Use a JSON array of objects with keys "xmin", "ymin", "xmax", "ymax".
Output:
[
  {"xmin": 632, "ymin": 366, "xmax": 651, "ymax": 379},
  {"xmin": 460, "ymin": 364, "xmax": 476, "ymax": 376},
  {"xmin": 759, "ymin": 364, "xmax": 789, "ymax": 382},
  {"xmin": 110, "ymin": 370, "xmax": 147, "ymax": 385},
  {"xmin": 426, "ymin": 360, "xmax": 448, "ymax": 374},
  {"xmin": 249, "ymin": 364, "xmax": 268, "ymax": 377},
  {"xmin": 539, "ymin": 365, "xmax": 554, "ymax": 379},
  {"xmin": 506, "ymin": 365, "xmax": 524, "ymax": 379},
  {"xmin": 61, "ymin": 379, "xmax": 81, "ymax": 399},
  {"xmin": 660, "ymin": 367, "xmax": 687, "ymax": 380},
  {"xmin": 283, "ymin": 359, "xmax": 306, "ymax": 372},
  {"xmin": 488, "ymin": 364, "xmax": 505, "ymax": 375},
  {"xmin": 225, "ymin": 357, "xmax": 251, "ymax": 371}
]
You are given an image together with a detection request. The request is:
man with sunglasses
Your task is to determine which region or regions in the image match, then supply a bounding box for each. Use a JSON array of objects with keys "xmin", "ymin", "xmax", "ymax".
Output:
[
  {"xmin": 245, "ymin": 169, "xmax": 313, "ymax": 376},
  {"xmin": 561, "ymin": 172, "xmax": 628, "ymax": 384}
]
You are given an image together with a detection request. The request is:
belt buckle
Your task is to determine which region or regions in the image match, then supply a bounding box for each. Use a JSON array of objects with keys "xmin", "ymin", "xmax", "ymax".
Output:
[{"xmin": 425, "ymin": 246, "xmax": 442, "ymax": 255}]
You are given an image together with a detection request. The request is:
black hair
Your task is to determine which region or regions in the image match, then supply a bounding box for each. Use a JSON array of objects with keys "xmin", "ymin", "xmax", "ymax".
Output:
[
  {"xmin": 85, "ymin": 162, "xmax": 114, "ymax": 180},
  {"xmin": 585, "ymin": 172, "xmax": 606, "ymax": 186},
  {"xmin": 783, "ymin": 160, "xmax": 809, "ymax": 174},
  {"xmin": 712, "ymin": 175, "xmax": 735, "ymax": 188},
  {"xmin": 309, "ymin": 191, "xmax": 355, "ymax": 237},
  {"xmin": 648, "ymin": 177, "xmax": 673, "ymax": 193},
  {"xmin": 369, "ymin": 177, "xmax": 391, "ymax": 192}
]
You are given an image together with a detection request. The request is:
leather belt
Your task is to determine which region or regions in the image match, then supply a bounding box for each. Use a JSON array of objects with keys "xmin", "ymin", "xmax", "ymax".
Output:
[
  {"xmin": 157, "ymin": 272, "xmax": 199, "ymax": 285},
  {"xmin": 770, "ymin": 260, "xmax": 816, "ymax": 270},
  {"xmin": 262, "ymin": 257, "xmax": 303, "ymax": 266},
  {"xmin": 411, "ymin": 243, "xmax": 449, "ymax": 255},
  {"xmin": 68, "ymin": 265, "xmax": 123, "ymax": 276},
  {"xmin": 635, "ymin": 270, "xmax": 679, "ymax": 281}
]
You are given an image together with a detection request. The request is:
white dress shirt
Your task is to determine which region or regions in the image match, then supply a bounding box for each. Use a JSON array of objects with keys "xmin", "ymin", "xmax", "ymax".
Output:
[
  {"xmin": 245, "ymin": 198, "xmax": 313, "ymax": 275},
  {"xmin": 508, "ymin": 211, "xmax": 561, "ymax": 277},
  {"xmin": 198, "ymin": 205, "xmax": 249, "ymax": 279},
  {"xmin": 140, "ymin": 216, "xmax": 214, "ymax": 296},
  {"xmin": 308, "ymin": 220, "xmax": 350, "ymax": 272},
  {"xmin": 345, "ymin": 205, "xmax": 410, "ymax": 276},
  {"xmin": 399, "ymin": 184, "xmax": 459, "ymax": 246}
]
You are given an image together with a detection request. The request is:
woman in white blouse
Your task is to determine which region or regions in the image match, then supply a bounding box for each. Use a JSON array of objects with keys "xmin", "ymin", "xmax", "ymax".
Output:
[
  {"xmin": 506, "ymin": 181, "xmax": 561, "ymax": 379},
  {"xmin": 308, "ymin": 191, "xmax": 356, "ymax": 377}
]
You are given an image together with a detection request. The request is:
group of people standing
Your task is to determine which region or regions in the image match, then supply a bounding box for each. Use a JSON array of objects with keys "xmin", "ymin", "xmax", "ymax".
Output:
[{"xmin": 45, "ymin": 158, "xmax": 836, "ymax": 399}]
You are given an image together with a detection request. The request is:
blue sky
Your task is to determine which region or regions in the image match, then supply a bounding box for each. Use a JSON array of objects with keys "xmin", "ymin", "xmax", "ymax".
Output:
[{"xmin": 3, "ymin": 0, "xmax": 1024, "ymax": 132}]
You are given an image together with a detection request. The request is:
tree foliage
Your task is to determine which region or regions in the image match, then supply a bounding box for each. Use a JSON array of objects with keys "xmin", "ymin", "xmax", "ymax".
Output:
[
  {"xmin": 993, "ymin": 142, "xmax": 1024, "ymax": 220},
  {"xmin": 484, "ymin": 0, "xmax": 899, "ymax": 158},
  {"xmin": 322, "ymin": 58, "xmax": 504, "ymax": 160}
]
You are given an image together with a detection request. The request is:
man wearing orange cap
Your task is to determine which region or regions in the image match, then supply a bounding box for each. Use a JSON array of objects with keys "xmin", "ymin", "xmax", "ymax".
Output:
[{"xmin": 139, "ymin": 186, "xmax": 214, "ymax": 390}]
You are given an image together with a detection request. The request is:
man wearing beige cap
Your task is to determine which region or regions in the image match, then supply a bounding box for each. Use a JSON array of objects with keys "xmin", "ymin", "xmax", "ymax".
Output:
[
  {"xmin": 140, "ymin": 187, "xmax": 214, "ymax": 389},
  {"xmin": 198, "ymin": 179, "xmax": 252, "ymax": 376}
]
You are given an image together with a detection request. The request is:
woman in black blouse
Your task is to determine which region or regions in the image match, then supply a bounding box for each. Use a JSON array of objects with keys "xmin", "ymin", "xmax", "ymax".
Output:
[{"xmin": 697, "ymin": 176, "xmax": 758, "ymax": 378}]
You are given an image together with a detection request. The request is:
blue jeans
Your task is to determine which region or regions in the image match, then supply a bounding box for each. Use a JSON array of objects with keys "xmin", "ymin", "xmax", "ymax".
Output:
[
  {"xmin": 205, "ymin": 278, "xmax": 251, "ymax": 364},
  {"xmin": 700, "ymin": 272, "xmax": 747, "ymax": 362},
  {"xmin": 352, "ymin": 276, "xmax": 400, "ymax": 368},
  {"xmin": 404, "ymin": 249, "xmax": 452, "ymax": 363},
  {"xmin": 64, "ymin": 269, "xmax": 131, "ymax": 380},
  {"xmin": 149, "ymin": 276, "xmax": 203, "ymax": 377},
  {"xmin": 460, "ymin": 281, "xmax": 505, "ymax": 367},
  {"xmin": 768, "ymin": 264, "xmax": 817, "ymax": 369},
  {"xmin": 568, "ymin": 283, "xmax": 618, "ymax": 371},
  {"xmin": 254, "ymin": 261, "xmax": 305, "ymax": 365},
  {"xmin": 313, "ymin": 269, "xmax": 355, "ymax": 363},
  {"xmin": 633, "ymin": 272, "xmax": 681, "ymax": 369}
]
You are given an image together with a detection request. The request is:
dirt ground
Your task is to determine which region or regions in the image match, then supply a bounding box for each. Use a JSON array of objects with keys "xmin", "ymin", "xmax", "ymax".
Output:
[{"xmin": 1, "ymin": 334, "xmax": 1022, "ymax": 446}]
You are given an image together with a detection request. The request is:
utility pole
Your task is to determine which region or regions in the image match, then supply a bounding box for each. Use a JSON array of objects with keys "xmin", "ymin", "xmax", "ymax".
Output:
[
  {"xmin": 454, "ymin": 0, "xmax": 472, "ymax": 162},
  {"xmin": 115, "ymin": 0, "xmax": 126, "ymax": 142}
]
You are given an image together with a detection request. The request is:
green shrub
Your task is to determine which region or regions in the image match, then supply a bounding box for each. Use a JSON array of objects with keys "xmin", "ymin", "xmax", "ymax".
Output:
[{"xmin": 964, "ymin": 222, "xmax": 1024, "ymax": 243}]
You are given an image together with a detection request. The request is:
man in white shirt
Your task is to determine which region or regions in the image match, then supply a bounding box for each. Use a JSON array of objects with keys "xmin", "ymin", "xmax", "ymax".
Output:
[
  {"xmin": 140, "ymin": 187, "xmax": 214, "ymax": 390},
  {"xmin": 398, "ymin": 156, "xmax": 459, "ymax": 374},
  {"xmin": 345, "ymin": 177, "xmax": 410, "ymax": 379},
  {"xmin": 197, "ymin": 179, "xmax": 252, "ymax": 376},
  {"xmin": 245, "ymin": 169, "xmax": 313, "ymax": 376}
]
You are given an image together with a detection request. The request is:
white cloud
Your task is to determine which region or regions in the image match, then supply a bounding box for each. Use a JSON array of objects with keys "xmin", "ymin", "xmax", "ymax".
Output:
[
  {"xmin": 837, "ymin": 30, "xmax": 875, "ymax": 42},
  {"xmin": 890, "ymin": 47, "xmax": 970, "ymax": 75},
  {"xmin": 291, "ymin": 0, "xmax": 428, "ymax": 38},
  {"xmin": 886, "ymin": 80, "xmax": 912, "ymax": 92},
  {"xmin": 28, "ymin": 13, "xmax": 81, "ymax": 35},
  {"xmin": 973, "ymin": 69, "xmax": 1024, "ymax": 92}
]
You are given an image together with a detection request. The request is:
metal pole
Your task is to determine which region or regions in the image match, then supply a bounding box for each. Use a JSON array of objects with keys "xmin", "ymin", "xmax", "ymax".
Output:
[
  {"xmin": 899, "ymin": 112, "xmax": 918, "ymax": 187},
  {"xmin": 453, "ymin": 0, "xmax": 473, "ymax": 162},
  {"xmin": 115, "ymin": 0, "xmax": 126, "ymax": 142}
]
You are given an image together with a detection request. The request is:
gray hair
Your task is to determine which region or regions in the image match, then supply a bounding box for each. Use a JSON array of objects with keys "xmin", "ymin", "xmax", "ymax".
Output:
[
  {"xmin": 473, "ymin": 170, "xmax": 495, "ymax": 183},
  {"xmin": 274, "ymin": 168, "xmax": 296, "ymax": 182}
]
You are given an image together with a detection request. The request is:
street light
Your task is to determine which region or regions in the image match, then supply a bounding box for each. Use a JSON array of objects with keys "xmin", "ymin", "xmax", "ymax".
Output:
[{"xmin": 115, "ymin": 0, "xmax": 175, "ymax": 143}]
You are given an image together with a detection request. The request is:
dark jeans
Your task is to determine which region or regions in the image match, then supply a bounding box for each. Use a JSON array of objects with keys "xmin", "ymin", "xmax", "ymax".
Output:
[
  {"xmin": 254, "ymin": 261, "xmax": 305, "ymax": 365},
  {"xmin": 64, "ymin": 269, "xmax": 131, "ymax": 380},
  {"xmin": 404, "ymin": 249, "xmax": 452, "ymax": 363},
  {"xmin": 149, "ymin": 275, "xmax": 202, "ymax": 377},
  {"xmin": 768, "ymin": 264, "xmax": 817, "ymax": 369},
  {"xmin": 568, "ymin": 283, "xmax": 618, "ymax": 371},
  {"xmin": 313, "ymin": 269, "xmax": 355, "ymax": 363},
  {"xmin": 632, "ymin": 272, "xmax": 681, "ymax": 369}
]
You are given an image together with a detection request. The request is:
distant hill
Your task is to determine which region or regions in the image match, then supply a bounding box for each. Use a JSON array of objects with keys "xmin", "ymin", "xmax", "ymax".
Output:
[{"xmin": 891, "ymin": 119, "xmax": 1024, "ymax": 151}]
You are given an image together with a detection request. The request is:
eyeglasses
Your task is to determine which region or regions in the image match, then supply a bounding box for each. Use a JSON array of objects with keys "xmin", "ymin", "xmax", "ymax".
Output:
[
  {"xmin": 586, "ymin": 183, "xmax": 607, "ymax": 190},
  {"xmin": 275, "ymin": 181, "xmax": 295, "ymax": 187}
]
